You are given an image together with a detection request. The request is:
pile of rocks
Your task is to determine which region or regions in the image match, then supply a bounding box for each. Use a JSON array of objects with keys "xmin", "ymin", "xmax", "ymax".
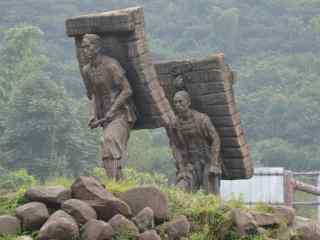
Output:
[
  {"xmin": 0, "ymin": 176, "xmax": 190, "ymax": 240},
  {"xmin": 231, "ymin": 207, "xmax": 320, "ymax": 240},
  {"xmin": 1, "ymin": 176, "xmax": 320, "ymax": 240}
]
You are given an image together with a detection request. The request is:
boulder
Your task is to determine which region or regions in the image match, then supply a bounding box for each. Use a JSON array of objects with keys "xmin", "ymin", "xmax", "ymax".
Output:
[
  {"xmin": 0, "ymin": 215, "xmax": 21, "ymax": 235},
  {"xmin": 81, "ymin": 219, "xmax": 114, "ymax": 240},
  {"xmin": 61, "ymin": 199, "xmax": 97, "ymax": 226},
  {"xmin": 251, "ymin": 211, "xmax": 280, "ymax": 228},
  {"xmin": 119, "ymin": 185, "xmax": 169, "ymax": 222},
  {"xmin": 272, "ymin": 206, "xmax": 295, "ymax": 226},
  {"xmin": 91, "ymin": 198, "xmax": 132, "ymax": 221},
  {"xmin": 108, "ymin": 214, "xmax": 139, "ymax": 239},
  {"xmin": 275, "ymin": 227, "xmax": 296, "ymax": 240},
  {"xmin": 15, "ymin": 202, "xmax": 49, "ymax": 231},
  {"xmin": 71, "ymin": 176, "xmax": 113, "ymax": 201},
  {"xmin": 293, "ymin": 216, "xmax": 320, "ymax": 240},
  {"xmin": 257, "ymin": 227, "xmax": 268, "ymax": 235},
  {"xmin": 71, "ymin": 176, "xmax": 131, "ymax": 221},
  {"xmin": 25, "ymin": 186, "xmax": 71, "ymax": 207},
  {"xmin": 139, "ymin": 230, "xmax": 161, "ymax": 240},
  {"xmin": 38, "ymin": 210, "xmax": 79, "ymax": 240},
  {"xmin": 231, "ymin": 209, "xmax": 258, "ymax": 237},
  {"xmin": 157, "ymin": 215, "xmax": 190, "ymax": 240},
  {"xmin": 293, "ymin": 216, "xmax": 310, "ymax": 226},
  {"xmin": 133, "ymin": 207, "xmax": 154, "ymax": 232}
]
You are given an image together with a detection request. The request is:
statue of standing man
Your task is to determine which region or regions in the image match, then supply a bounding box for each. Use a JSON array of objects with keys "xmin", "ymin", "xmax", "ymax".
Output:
[
  {"xmin": 81, "ymin": 34, "xmax": 136, "ymax": 180},
  {"xmin": 167, "ymin": 91, "xmax": 222, "ymax": 194}
]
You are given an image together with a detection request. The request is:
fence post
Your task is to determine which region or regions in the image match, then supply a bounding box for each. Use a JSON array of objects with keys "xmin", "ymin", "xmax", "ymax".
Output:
[
  {"xmin": 284, "ymin": 170, "xmax": 293, "ymax": 207},
  {"xmin": 318, "ymin": 174, "xmax": 320, "ymax": 222}
]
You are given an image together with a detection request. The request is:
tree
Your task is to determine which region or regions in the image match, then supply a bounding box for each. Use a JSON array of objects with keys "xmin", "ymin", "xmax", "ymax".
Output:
[
  {"xmin": 0, "ymin": 25, "xmax": 99, "ymax": 180},
  {"xmin": 251, "ymin": 138, "xmax": 320, "ymax": 171},
  {"xmin": 0, "ymin": 0, "xmax": 320, "ymax": 177},
  {"xmin": 0, "ymin": 24, "xmax": 47, "ymax": 102},
  {"xmin": 128, "ymin": 129, "xmax": 175, "ymax": 182},
  {"xmin": 0, "ymin": 77, "xmax": 98, "ymax": 180},
  {"xmin": 237, "ymin": 54, "xmax": 320, "ymax": 169}
]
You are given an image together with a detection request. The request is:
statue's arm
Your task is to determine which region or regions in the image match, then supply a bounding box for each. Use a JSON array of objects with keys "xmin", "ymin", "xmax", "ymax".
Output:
[
  {"xmin": 203, "ymin": 116, "xmax": 221, "ymax": 173},
  {"xmin": 106, "ymin": 66, "xmax": 133, "ymax": 118},
  {"xmin": 81, "ymin": 65, "xmax": 93, "ymax": 100},
  {"xmin": 82, "ymin": 65, "xmax": 98, "ymax": 127},
  {"xmin": 89, "ymin": 95, "xmax": 97, "ymax": 120},
  {"xmin": 165, "ymin": 127, "xmax": 185, "ymax": 171}
]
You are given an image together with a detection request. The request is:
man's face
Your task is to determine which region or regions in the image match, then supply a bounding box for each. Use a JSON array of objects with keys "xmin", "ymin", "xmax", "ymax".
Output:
[
  {"xmin": 82, "ymin": 38, "xmax": 97, "ymax": 60},
  {"xmin": 174, "ymin": 94, "xmax": 190, "ymax": 114}
]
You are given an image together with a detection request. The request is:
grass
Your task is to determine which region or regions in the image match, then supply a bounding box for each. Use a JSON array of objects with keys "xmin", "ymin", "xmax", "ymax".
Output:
[
  {"xmin": 0, "ymin": 188, "xmax": 29, "ymax": 215},
  {"xmin": 160, "ymin": 187, "xmax": 254, "ymax": 240},
  {"xmin": 0, "ymin": 236, "xmax": 18, "ymax": 240},
  {"xmin": 0, "ymin": 168, "xmax": 279, "ymax": 240}
]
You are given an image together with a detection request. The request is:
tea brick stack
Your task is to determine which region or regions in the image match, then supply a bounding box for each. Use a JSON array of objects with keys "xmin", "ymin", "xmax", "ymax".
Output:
[
  {"xmin": 154, "ymin": 55, "xmax": 253, "ymax": 180},
  {"xmin": 66, "ymin": 7, "xmax": 173, "ymax": 129}
]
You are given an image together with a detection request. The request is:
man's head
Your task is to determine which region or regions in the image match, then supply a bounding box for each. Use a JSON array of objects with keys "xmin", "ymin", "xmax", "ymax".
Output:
[
  {"xmin": 81, "ymin": 34, "xmax": 102, "ymax": 60},
  {"xmin": 173, "ymin": 90, "xmax": 191, "ymax": 114}
]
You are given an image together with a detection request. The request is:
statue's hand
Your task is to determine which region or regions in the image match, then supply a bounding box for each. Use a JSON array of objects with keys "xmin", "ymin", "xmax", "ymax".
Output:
[
  {"xmin": 104, "ymin": 110, "xmax": 115, "ymax": 121},
  {"xmin": 88, "ymin": 117, "xmax": 99, "ymax": 129},
  {"xmin": 162, "ymin": 111, "xmax": 177, "ymax": 129},
  {"xmin": 86, "ymin": 91, "xmax": 92, "ymax": 100},
  {"xmin": 209, "ymin": 164, "xmax": 222, "ymax": 175}
]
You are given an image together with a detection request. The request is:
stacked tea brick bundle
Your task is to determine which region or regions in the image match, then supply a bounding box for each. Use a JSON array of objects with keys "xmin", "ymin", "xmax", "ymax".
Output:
[
  {"xmin": 155, "ymin": 55, "xmax": 252, "ymax": 180},
  {"xmin": 66, "ymin": 7, "xmax": 174, "ymax": 129}
]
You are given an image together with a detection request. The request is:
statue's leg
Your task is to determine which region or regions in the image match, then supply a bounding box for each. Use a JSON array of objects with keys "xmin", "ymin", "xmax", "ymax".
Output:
[
  {"xmin": 208, "ymin": 174, "xmax": 221, "ymax": 195},
  {"xmin": 115, "ymin": 161, "xmax": 123, "ymax": 181},
  {"xmin": 193, "ymin": 162, "xmax": 203, "ymax": 191},
  {"xmin": 102, "ymin": 158, "xmax": 122, "ymax": 180},
  {"xmin": 101, "ymin": 115, "xmax": 131, "ymax": 181},
  {"xmin": 176, "ymin": 178, "xmax": 189, "ymax": 191}
]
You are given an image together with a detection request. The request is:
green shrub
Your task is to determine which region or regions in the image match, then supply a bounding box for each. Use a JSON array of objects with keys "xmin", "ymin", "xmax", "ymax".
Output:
[
  {"xmin": 91, "ymin": 167, "xmax": 137, "ymax": 194},
  {"xmin": 0, "ymin": 235, "xmax": 18, "ymax": 240},
  {"xmin": 253, "ymin": 202, "xmax": 273, "ymax": 213},
  {"xmin": 162, "ymin": 187, "xmax": 267, "ymax": 240},
  {"xmin": 0, "ymin": 169, "xmax": 36, "ymax": 193},
  {"xmin": 163, "ymin": 188, "xmax": 237, "ymax": 239},
  {"xmin": 44, "ymin": 176, "xmax": 72, "ymax": 188},
  {"xmin": 123, "ymin": 168, "xmax": 168, "ymax": 186},
  {"xmin": 113, "ymin": 231, "xmax": 137, "ymax": 240},
  {"xmin": 0, "ymin": 187, "xmax": 28, "ymax": 215},
  {"xmin": 190, "ymin": 230, "xmax": 208, "ymax": 240},
  {"xmin": 91, "ymin": 167, "xmax": 168, "ymax": 194}
]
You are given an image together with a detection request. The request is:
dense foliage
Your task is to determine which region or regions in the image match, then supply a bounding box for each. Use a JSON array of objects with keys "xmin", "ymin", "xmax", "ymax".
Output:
[{"xmin": 0, "ymin": 0, "xmax": 319, "ymax": 180}]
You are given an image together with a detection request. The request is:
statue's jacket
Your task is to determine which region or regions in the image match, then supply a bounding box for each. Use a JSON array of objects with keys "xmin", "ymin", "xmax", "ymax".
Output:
[
  {"xmin": 172, "ymin": 110, "xmax": 222, "ymax": 176},
  {"xmin": 82, "ymin": 54, "xmax": 136, "ymax": 124}
]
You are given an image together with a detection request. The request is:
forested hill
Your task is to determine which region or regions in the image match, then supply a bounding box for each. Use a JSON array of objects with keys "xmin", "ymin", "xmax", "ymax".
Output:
[
  {"xmin": 1, "ymin": 0, "xmax": 320, "ymax": 61},
  {"xmin": 0, "ymin": 0, "xmax": 319, "ymax": 180}
]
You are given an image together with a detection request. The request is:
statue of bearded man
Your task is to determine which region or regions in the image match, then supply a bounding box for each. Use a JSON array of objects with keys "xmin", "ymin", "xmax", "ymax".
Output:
[{"xmin": 81, "ymin": 33, "xmax": 136, "ymax": 180}]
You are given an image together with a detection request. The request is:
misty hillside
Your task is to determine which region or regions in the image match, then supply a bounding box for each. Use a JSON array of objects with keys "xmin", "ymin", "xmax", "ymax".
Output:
[{"xmin": 0, "ymin": 0, "xmax": 319, "ymax": 180}]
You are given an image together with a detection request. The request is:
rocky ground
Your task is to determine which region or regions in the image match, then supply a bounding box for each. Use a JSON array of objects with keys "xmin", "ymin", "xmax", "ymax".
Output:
[{"xmin": 0, "ymin": 176, "xmax": 319, "ymax": 240}]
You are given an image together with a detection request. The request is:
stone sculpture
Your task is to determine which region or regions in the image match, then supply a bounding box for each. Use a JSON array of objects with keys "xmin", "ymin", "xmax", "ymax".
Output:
[
  {"xmin": 66, "ymin": 7, "xmax": 253, "ymax": 187},
  {"xmin": 166, "ymin": 91, "xmax": 222, "ymax": 194},
  {"xmin": 155, "ymin": 56, "xmax": 253, "ymax": 181},
  {"xmin": 80, "ymin": 34, "xmax": 136, "ymax": 180},
  {"xmin": 66, "ymin": 7, "xmax": 175, "ymax": 130},
  {"xmin": 66, "ymin": 7, "xmax": 176, "ymax": 181}
]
